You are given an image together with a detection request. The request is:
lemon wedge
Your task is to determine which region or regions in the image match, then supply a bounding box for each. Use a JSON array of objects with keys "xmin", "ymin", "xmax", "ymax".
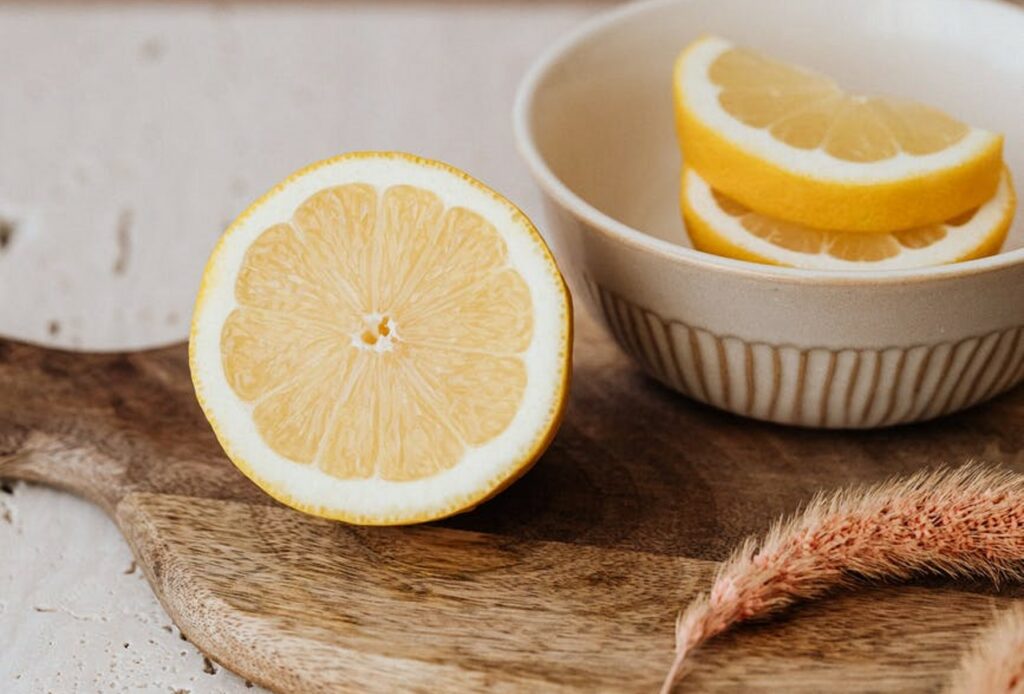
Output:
[
  {"xmin": 682, "ymin": 167, "xmax": 1015, "ymax": 270},
  {"xmin": 190, "ymin": 152, "xmax": 572, "ymax": 525},
  {"xmin": 674, "ymin": 36, "xmax": 1004, "ymax": 232}
]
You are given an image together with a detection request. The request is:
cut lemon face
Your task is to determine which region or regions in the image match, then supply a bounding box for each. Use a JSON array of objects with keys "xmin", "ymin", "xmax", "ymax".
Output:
[
  {"xmin": 190, "ymin": 152, "xmax": 572, "ymax": 525},
  {"xmin": 674, "ymin": 36, "xmax": 1004, "ymax": 232},
  {"xmin": 682, "ymin": 167, "xmax": 1015, "ymax": 271}
]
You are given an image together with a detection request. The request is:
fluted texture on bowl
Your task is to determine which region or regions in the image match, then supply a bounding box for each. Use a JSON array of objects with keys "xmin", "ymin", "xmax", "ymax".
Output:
[{"xmin": 585, "ymin": 279, "xmax": 1024, "ymax": 428}]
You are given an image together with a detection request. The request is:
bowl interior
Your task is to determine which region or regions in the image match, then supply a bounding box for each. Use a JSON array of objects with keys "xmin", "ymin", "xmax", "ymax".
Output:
[{"xmin": 525, "ymin": 0, "xmax": 1024, "ymax": 255}]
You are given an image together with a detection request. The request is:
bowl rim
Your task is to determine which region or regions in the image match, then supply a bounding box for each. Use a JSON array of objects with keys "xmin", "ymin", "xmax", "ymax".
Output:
[{"xmin": 512, "ymin": 0, "xmax": 1024, "ymax": 287}]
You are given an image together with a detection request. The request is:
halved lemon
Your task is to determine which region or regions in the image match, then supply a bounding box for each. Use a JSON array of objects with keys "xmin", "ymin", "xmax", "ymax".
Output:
[
  {"xmin": 682, "ymin": 167, "xmax": 1015, "ymax": 270},
  {"xmin": 674, "ymin": 36, "xmax": 1004, "ymax": 232},
  {"xmin": 190, "ymin": 152, "xmax": 572, "ymax": 525}
]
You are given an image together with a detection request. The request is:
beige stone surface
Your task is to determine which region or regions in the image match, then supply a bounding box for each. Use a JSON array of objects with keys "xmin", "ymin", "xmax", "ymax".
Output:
[
  {"xmin": 0, "ymin": 483, "xmax": 260, "ymax": 692},
  {"xmin": 0, "ymin": 2, "xmax": 606, "ymax": 690}
]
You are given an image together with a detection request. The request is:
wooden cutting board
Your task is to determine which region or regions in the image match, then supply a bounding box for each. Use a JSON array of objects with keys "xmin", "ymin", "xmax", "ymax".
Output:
[{"xmin": 2, "ymin": 314, "xmax": 1023, "ymax": 693}]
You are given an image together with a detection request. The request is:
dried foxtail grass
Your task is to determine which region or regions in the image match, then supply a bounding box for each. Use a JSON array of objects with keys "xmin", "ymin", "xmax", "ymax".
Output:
[
  {"xmin": 661, "ymin": 464, "xmax": 1024, "ymax": 693},
  {"xmin": 948, "ymin": 602, "xmax": 1024, "ymax": 694}
]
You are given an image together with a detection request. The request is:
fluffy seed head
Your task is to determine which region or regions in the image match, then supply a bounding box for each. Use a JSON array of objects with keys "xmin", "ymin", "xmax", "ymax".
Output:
[{"xmin": 662, "ymin": 464, "xmax": 1024, "ymax": 692}]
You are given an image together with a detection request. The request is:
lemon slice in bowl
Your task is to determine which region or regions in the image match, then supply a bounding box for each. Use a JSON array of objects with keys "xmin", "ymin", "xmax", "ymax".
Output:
[
  {"xmin": 674, "ymin": 36, "xmax": 1004, "ymax": 232},
  {"xmin": 190, "ymin": 152, "xmax": 572, "ymax": 525},
  {"xmin": 681, "ymin": 167, "xmax": 1015, "ymax": 271}
]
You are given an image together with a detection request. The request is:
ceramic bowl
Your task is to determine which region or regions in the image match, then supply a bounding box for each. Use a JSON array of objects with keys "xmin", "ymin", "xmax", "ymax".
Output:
[{"xmin": 514, "ymin": 0, "xmax": 1024, "ymax": 428}]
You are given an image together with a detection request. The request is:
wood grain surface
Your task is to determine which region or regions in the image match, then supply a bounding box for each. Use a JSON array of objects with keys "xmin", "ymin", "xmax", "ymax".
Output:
[{"xmin": 2, "ymin": 314, "xmax": 1024, "ymax": 692}]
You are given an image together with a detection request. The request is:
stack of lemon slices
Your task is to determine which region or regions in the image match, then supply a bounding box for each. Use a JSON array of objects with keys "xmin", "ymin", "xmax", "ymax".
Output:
[{"xmin": 673, "ymin": 36, "xmax": 1016, "ymax": 270}]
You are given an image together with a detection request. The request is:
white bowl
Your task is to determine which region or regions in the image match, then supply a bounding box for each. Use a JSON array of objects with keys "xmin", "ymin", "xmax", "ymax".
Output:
[{"xmin": 515, "ymin": 0, "xmax": 1024, "ymax": 428}]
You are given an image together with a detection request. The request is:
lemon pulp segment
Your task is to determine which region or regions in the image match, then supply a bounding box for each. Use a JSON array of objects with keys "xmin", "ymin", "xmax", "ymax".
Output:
[
  {"xmin": 710, "ymin": 46, "xmax": 969, "ymax": 163},
  {"xmin": 220, "ymin": 184, "xmax": 533, "ymax": 481}
]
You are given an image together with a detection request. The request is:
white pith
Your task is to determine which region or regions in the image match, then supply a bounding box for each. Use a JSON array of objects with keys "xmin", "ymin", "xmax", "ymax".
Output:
[
  {"xmin": 191, "ymin": 154, "xmax": 570, "ymax": 522},
  {"xmin": 678, "ymin": 36, "xmax": 1000, "ymax": 183},
  {"xmin": 684, "ymin": 168, "xmax": 1013, "ymax": 271}
]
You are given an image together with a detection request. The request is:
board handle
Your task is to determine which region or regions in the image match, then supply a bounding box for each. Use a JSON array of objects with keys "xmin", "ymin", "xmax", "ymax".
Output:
[{"xmin": 0, "ymin": 338, "xmax": 197, "ymax": 512}]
